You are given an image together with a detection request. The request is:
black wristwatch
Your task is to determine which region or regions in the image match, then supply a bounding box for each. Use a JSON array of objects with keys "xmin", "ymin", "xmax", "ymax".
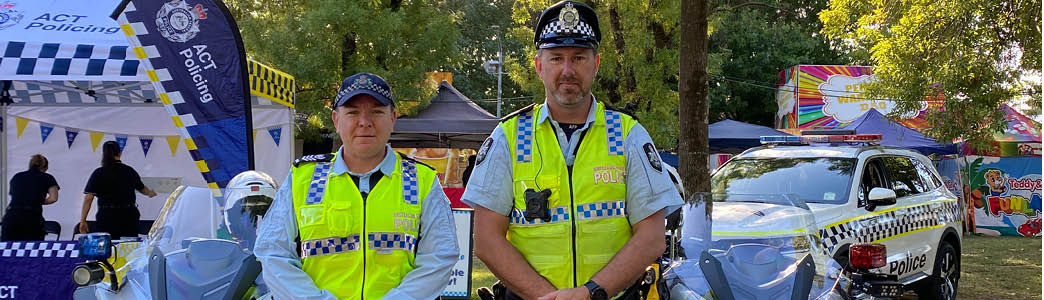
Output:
[{"xmin": 584, "ymin": 280, "xmax": 607, "ymax": 300}]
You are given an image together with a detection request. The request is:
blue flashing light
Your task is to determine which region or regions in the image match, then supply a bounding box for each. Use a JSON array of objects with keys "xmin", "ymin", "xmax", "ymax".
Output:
[
  {"xmin": 760, "ymin": 136, "xmax": 802, "ymax": 144},
  {"xmin": 78, "ymin": 233, "xmax": 112, "ymax": 260}
]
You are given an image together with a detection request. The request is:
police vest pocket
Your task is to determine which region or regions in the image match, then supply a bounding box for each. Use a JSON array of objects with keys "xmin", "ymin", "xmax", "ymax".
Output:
[
  {"xmin": 326, "ymin": 205, "xmax": 353, "ymax": 237},
  {"xmin": 371, "ymin": 250, "xmax": 410, "ymax": 287},
  {"xmin": 527, "ymin": 254, "xmax": 568, "ymax": 272},
  {"xmin": 579, "ymin": 254, "xmax": 614, "ymax": 270},
  {"xmin": 579, "ymin": 219, "xmax": 624, "ymax": 233},
  {"xmin": 298, "ymin": 205, "xmax": 325, "ymax": 237}
]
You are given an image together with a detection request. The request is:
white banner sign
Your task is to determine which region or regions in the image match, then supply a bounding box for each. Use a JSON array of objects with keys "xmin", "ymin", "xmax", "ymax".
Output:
[
  {"xmin": 819, "ymin": 74, "xmax": 924, "ymax": 123},
  {"xmin": 442, "ymin": 209, "xmax": 474, "ymax": 299}
]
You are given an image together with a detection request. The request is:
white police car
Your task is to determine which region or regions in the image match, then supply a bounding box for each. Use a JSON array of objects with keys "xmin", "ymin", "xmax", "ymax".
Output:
[{"xmin": 710, "ymin": 132, "xmax": 962, "ymax": 299}]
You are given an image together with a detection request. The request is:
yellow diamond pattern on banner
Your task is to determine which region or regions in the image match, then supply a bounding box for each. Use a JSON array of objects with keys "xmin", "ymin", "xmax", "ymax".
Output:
[{"xmin": 89, "ymin": 132, "xmax": 105, "ymax": 152}]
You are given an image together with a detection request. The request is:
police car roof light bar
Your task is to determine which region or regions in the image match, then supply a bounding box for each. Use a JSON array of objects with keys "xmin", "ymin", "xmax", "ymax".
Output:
[
  {"xmin": 801, "ymin": 129, "xmax": 857, "ymax": 136},
  {"xmin": 849, "ymin": 243, "xmax": 887, "ymax": 270},
  {"xmin": 760, "ymin": 135, "xmax": 802, "ymax": 145},
  {"xmin": 800, "ymin": 134, "xmax": 882, "ymax": 144}
]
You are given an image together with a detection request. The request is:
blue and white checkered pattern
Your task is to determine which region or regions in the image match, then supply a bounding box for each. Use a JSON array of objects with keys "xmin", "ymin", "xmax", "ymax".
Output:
[
  {"xmin": 515, "ymin": 112, "xmax": 535, "ymax": 162},
  {"xmin": 509, "ymin": 206, "xmax": 571, "ymax": 225},
  {"xmin": 605, "ymin": 111, "xmax": 625, "ymax": 155},
  {"xmin": 368, "ymin": 232, "xmax": 418, "ymax": 252},
  {"xmin": 818, "ymin": 201, "xmax": 962, "ymax": 253},
  {"xmin": 305, "ymin": 163, "xmax": 333, "ymax": 205},
  {"xmin": 401, "ymin": 160, "xmax": 420, "ymax": 205},
  {"xmin": 0, "ymin": 241, "xmax": 78, "ymax": 258},
  {"xmin": 576, "ymin": 201, "xmax": 627, "ymax": 220},
  {"xmin": 1, "ymin": 41, "xmax": 142, "ymax": 79},
  {"xmin": 6, "ymin": 80, "xmax": 285, "ymax": 106},
  {"xmin": 300, "ymin": 235, "xmax": 361, "ymax": 258}
]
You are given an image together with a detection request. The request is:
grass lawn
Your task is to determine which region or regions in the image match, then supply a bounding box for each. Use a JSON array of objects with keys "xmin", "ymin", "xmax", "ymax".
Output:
[{"xmin": 465, "ymin": 234, "xmax": 1041, "ymax": 299}]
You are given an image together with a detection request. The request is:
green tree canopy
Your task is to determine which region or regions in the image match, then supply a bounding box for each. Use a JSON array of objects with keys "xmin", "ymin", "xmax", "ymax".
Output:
[
  {"xmin": 820, "ymin": 0, "xmax": 1042, "ymax": 148},
  {"xmin": 227, "ymin": 0, "xmax": 461, "ymax": 140}
]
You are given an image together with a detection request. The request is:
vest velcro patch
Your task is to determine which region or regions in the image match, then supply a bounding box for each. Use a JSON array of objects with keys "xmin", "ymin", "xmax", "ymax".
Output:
[
  {"xmin": 368, "ymin": 232, "xmax": 417, "ymax": 252},
  {"xmin": 401, "ymin": 160, "xmax": 420, "ymax": 205},
  {"xmin": 515, "ymin": 112, "xmax": 535, "ymax": 162},
  {"xmin": 294, "ymin": 153, "xmax": 335, "ymax": 167},
  {"xmin": 301, "ymin": 234, "xmax": 361, "ymax": 258},
  {"xmin": 306, "ymin": 162, "xmax": 333, "ymax": 205},
  {"xmin": 576, "ymin": 201, "xmax": 627, "ymax": 220},
  {"xmin": 605, "ymin": 111, "xmax": 625, "ymax": 155}
]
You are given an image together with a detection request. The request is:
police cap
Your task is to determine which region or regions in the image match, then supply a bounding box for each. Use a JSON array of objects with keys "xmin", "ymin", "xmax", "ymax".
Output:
[{"xmin": 533, "ymin": 1, "xmax": 601, "ymax": 49}]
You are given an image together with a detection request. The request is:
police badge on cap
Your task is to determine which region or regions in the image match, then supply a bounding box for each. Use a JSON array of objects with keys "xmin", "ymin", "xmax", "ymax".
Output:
[{"xmin": 534, "ymin": 1, "xmax": 601, "ymax": 49}]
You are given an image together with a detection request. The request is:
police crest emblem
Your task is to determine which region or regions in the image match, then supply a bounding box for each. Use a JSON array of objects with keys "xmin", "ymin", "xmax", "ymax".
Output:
[
  {"xmin": 558, "ymin": 2, "xmax": 579, "ymax": 30},
  {"xmin": 476, "ymin": 137, "xmax": 494, "ymax": 166},
  {"xmin": 643, "ymin": 143, "xmax": 662, "ymax": 173},
  {"xmin": 0, "ymin": 2, "xmax": 24, "ymax": 31},
  {"xmin": 155, "ymin": 0, "xmax": 206, "ymax": 43}
]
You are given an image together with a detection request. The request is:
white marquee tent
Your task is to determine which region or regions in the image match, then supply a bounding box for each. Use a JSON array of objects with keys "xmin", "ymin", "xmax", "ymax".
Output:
[{"xmin": 0, "ymin": 0, "xmax": 295, "ymax": 239}]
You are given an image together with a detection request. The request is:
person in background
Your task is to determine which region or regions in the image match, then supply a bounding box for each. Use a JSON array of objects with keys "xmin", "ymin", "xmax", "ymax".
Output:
[
  {"xmin": 79, "ymin": 141, "xmax": 157, "ymax": 239},
  {"xmin": 1, "ymin": 154, "xmax": 59, "ymax": 241}
]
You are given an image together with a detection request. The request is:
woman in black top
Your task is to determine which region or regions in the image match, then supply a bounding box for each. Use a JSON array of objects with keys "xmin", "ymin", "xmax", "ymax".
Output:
[
  {"xmin": 1, "ymin": 154, "xmax": 59, "ymax": 241},
  {"xmin": 79, "ymin": 141, "xmax": 157, "ymax": 239}
]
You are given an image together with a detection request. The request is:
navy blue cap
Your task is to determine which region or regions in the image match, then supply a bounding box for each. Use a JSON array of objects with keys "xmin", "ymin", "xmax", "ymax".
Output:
[
  {"xmin": 332, "ymin": 72, "xmax": 395, "ymax": 108},
  {"xmin": 534, "ymin": 1, "xmax": 601, "ymax": 49}
]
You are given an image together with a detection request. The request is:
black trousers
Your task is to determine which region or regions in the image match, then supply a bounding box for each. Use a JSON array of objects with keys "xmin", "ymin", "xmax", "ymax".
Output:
[
  {"xmin": 1, "ymin": 210, "xmax": 45, "ymax": 241},
  {"xmin": 95, "ymin": 207, "xmax": 141, "ymax": 239}
]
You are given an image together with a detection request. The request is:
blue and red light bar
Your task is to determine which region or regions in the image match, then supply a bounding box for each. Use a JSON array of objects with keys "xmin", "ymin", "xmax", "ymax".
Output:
[{"xmin": 760, "ymin": 134, "xmax": 882, "ymax": 145}]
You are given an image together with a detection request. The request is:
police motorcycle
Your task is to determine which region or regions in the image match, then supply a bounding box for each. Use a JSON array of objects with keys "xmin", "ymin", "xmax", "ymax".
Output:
[{"xmin": 71, "ymin": 171, "xmax": 278, "ymax": 300}]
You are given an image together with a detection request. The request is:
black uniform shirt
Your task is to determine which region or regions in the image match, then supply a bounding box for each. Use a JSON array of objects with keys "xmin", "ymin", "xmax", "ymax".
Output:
[
  {"xmin": 8, "ymin": 169, "xmax": 59, "ymax": 210},
  {"xmin": 84, "ymin": 161, "xmax": 145, "ymax": 207}
]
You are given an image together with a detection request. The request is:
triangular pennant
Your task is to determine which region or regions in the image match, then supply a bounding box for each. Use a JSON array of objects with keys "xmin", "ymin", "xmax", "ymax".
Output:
[
  {"xmin": 115, "ymin": 135, "xmax": 128, "ymax": 152},
  {"xmin": 166, "ymin": 136, "xmax": 180, "ymax": 157},
  {"xmin": 89, "ymin": 131, "xmax": 105, "ymax": 152},
  {"xmin": 140, "ymin": 136, "xmax": 153, "ymax": 157},
  {"xmin": 15, "ymin": 117, "xmax": 28, "ymax": 138},
  {"xmin": 65, "ymin": 128, "xmax": 79, "ymax": 148},
  {"xmin": 40, "ymin": 123, "xmax": 54, "ymax": 143},
  {"xmin": 268, "ymin": 127, "xmax": 282, "ymax": 146}
]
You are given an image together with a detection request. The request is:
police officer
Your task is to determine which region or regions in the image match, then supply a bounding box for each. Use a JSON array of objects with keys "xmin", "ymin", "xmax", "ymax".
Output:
[
  {"xmin": 254, "ymin": 73, "xmax": 459, "ymax": 300},
  {"xmin": 462, "ymin": 2, "xmax": 683, "ymax": 300}
]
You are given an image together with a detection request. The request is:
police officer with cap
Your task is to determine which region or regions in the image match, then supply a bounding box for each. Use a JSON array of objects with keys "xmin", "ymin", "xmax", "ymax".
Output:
[
  {"xmin": 462, "ymin": 1, "xmax": 683, "ymax": 300},
  {"xmin": 255, "ymin": 72, "xmax": 459, "ymax": 299}
]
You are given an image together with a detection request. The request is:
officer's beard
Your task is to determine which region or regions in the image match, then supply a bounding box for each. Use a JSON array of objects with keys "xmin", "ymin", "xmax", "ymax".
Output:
[{"xmin": 550, "ymin": 78, "xmax": 590, "ymax": 108}]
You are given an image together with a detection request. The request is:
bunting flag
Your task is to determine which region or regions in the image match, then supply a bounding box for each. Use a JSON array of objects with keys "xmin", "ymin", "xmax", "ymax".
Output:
[
  {"xmin": 268, "ymin": 128, "xmax": 282, "ymax": 146},
  {"xmin": 166, "ymin": 136, "xmax": 180, "ymax": 157},
  {"xmin": 114, "ymin": 0, "xmax": 254, "ymax": 194},
  {"xmin": 140, "ymin": 136, "xmax": 154, "ymax": 157},
  {"xmin": 15, "ymin": 117, "xmax": 28, "ymax": 138},
  {"xmin": 40, "ymin": 123, "xmax": 54, "ymax": 143},
  {"xmin": 115, "ymin": 135, "xmax": 129, "ymax": 152},
  {"xmin": 65, "ymin": 128, "xmax": 79, "ymax": 148},
  {"xmin": 89, "ymin": 132, "xmax": 106, "ymax": 152}
]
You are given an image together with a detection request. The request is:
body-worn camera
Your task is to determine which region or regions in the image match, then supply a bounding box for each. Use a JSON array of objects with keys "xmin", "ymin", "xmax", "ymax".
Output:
[{"xmin": 524, "ymin": 188, "xmax": 552, "ymax": 222}]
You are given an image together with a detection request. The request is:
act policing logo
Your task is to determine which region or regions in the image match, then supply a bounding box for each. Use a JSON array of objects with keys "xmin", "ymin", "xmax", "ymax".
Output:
[
  {"xmin": 0, "ymin": 1, "xmax": 24, "ymax": 30},
  {"xmin": 155, "ymin": 0, "xmax": 207, "ymax": 43}
]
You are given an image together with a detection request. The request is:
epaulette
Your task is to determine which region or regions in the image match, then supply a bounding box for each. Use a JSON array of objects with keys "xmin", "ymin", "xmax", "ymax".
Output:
[
  {"xmin": 397, "ymin": 153, "xmax": 435, "ymax": 171},
  {"xmin": 293, "ymin": 153, "xmax": 335, "ymax": 167},
  {"xmin": 604, "ymin": 103, "xmax": 638, "ymax": 121},
  {"xmin": 500, "ymin": 103, "xmax": 537, "ymax": 123}
]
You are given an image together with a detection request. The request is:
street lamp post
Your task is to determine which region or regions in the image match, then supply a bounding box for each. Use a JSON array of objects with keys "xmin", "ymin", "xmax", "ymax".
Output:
[{"xmin": 482, "ymin": 25, "xmax": 505, "ymax": 117}]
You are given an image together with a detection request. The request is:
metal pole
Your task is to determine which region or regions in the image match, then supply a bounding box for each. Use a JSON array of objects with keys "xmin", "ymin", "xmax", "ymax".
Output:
[{"xmin": 496, "ymin": 26, "xmax": 503, "ymax": 118}]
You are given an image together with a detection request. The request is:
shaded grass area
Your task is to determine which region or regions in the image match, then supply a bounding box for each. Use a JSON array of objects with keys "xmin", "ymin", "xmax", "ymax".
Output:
[{"xmin": 467, "ymin": 235, "xmax": 1041, "ymax": 299}]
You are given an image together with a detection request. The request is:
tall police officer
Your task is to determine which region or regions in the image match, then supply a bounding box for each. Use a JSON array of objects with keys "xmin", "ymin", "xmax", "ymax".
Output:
[
  {"xmin": 462, "ymin": 2, "xmax": 683, "ymax": 300},
  {"xmin": 255, "ymin": 73, "xmax": 459, "ymax": 300}
]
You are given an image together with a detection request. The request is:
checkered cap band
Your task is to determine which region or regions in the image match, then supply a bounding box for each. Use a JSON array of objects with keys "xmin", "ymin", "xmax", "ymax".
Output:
[
  {"xmin": 401, "ymin": 160, "xmax": 420, "ymax": 205},
  {"xmin": 305, "ymin": 163, "xmax": 333, "ymax": 205},
  {"xmin": 509, "ymin": 206, "xmax": 571, "ymax": 225},
  {"xmin": 576, "ymin": 201, "xmax": 627, "ymax": 220},
  {"xmin": 301, "ymin": 235, "xmax": 362, "ymax": 258},
  {"xmin": 368, "ymin": 232, "xmax": 418, "ymax": 252},
  {"xmin": 540, "ymin": 20, "xmax": 596, "ymax": 40},
  {"xmin": 605, "ymin": 110, "xmax": 625, "ymax": 155},
  {"xmin": 515, "ymin": 112, "xmax": 535, "ymax": 162},
  {"xmin": 818, "ymin": 201, "xmax": 961, "ymax": 253}
]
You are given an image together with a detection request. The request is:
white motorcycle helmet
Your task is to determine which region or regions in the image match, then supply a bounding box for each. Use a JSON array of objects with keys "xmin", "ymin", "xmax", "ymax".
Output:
[{"xmin": 223, "ymin": 170, "xmax": 277, "ymax": 251}]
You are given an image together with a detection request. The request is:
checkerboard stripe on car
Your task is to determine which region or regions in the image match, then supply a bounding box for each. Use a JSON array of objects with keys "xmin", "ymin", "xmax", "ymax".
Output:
[{"xmin": 819, "ymin": 201, "xmax": 960, "ymax": 253}]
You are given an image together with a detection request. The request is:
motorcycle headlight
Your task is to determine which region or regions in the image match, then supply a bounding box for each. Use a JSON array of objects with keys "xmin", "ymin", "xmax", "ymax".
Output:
[{"xmin": 72, "ymin": 263, "xmax": 105, "ymax": 286}]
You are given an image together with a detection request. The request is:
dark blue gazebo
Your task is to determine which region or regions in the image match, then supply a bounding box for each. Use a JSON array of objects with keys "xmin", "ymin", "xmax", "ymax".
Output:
[{"xmin": 841, "ymin": 109, "xmax": 958, "ymax": 155}]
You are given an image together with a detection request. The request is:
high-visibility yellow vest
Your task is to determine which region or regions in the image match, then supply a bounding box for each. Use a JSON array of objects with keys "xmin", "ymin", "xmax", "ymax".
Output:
[
  {"xmin": 291, "ymin": 152, "xmax": 435, "ymax": 299},
  {"xmin": 501, "ymin": 102, "xmax": 636, "ymax": 289}
]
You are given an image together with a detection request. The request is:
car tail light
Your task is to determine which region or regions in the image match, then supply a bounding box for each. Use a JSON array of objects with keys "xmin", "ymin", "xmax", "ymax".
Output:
[{"xmin": 850, "ymin": 243, "xmax": 887, "ymax": 269}]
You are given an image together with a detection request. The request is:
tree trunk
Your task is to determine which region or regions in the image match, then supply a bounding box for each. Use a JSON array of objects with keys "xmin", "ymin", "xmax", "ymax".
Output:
[{"xmin": 679, "ymin": 0, "xmax": 711, "ymax": 205}]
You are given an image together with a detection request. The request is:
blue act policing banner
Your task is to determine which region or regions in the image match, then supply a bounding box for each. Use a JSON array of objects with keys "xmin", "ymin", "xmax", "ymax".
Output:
[{"xmin": 111, "ymin": 0, "xmax": 253, "ymax": 194}]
